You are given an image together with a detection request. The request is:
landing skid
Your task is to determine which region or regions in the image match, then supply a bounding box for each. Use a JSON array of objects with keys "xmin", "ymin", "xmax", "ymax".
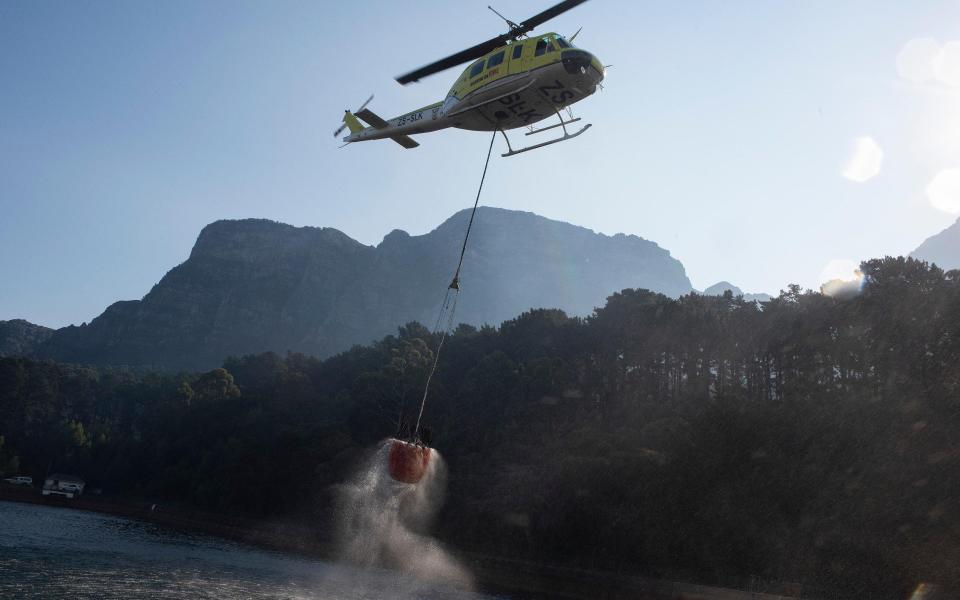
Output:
[{"xmin": 499, "ymin": 111, "xmax": 591, "ymax": 157}]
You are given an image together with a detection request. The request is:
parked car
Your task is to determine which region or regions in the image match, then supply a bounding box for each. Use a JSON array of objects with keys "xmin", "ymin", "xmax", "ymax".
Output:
[
  {"xmin": 3, "ymin": 476, "xmax": 33, "ymax": 486},
  {"xmin": 41, "ymin": 474, "xmax": 85, "ymax": 499}
]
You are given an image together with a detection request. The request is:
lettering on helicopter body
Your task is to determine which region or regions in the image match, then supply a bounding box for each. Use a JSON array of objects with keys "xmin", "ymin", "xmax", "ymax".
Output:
[
  {"xmin": 498, "ymin": 93, "xmax": 543, "ymax": 124},
  {"xmin": 470, "ymin": 67, "xmax": 501, "ymax": 87},
  {"xmin": 395, "ymin": 110, "xmax": 425, "ymax": 127},
  {"xmin": 538, "ymin": 79, "xmax": 575, "ymax": 105}
]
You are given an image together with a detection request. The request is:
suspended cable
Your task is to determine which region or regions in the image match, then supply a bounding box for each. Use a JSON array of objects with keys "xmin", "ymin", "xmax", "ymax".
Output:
[{"xmin": 414, "ymin": 130, "xmax": 498, "ymax": 437}]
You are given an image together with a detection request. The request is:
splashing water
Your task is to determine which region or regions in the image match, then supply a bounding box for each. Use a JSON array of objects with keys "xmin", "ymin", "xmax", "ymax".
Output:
[
  {"xmin": 333, "ymin": 440, "xmax": 473, "ymax": 590},
  {"xmin": 0, "ymin": 501, "xmax": 494, "ymax": 600}
]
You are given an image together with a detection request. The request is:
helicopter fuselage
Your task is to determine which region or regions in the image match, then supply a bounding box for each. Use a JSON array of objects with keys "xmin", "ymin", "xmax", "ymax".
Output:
[{"xmin": 341, "ymin": 33, "xmax": 603, "ymax": 145}]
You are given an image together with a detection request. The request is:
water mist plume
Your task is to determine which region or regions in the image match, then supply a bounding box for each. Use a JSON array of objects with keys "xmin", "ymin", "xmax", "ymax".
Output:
[{"xmin": 332, "ymin": 440, "xmax": 473, "ymax": 591}]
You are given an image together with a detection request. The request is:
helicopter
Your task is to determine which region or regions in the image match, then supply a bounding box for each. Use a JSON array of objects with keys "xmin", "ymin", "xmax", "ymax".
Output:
[{"xmin": 334, "ymin": 0, "xmax": 604, "ymax": 157}]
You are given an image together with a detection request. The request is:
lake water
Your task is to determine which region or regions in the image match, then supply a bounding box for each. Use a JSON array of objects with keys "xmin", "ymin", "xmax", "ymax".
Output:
[{"xmin": 0, "ymin": 501, "xmax": 505, "ymax": 599}]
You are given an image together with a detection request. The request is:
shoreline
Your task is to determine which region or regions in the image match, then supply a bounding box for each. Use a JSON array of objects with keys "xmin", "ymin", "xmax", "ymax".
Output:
[
  {"xmin": 1, "ymin": 486, "xmax": 809, "ymax": 600},
  {"xmin": 0, "ymin": 485, "xmax": 336, "ymax": 560}
]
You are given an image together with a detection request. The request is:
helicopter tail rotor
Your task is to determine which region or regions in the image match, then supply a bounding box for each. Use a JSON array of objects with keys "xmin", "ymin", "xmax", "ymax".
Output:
[{"xmin": 333, "ymin": 94, "xmax": 374, "ymax": 138}]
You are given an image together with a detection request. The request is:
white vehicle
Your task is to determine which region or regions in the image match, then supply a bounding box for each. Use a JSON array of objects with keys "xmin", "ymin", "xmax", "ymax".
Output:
[
  {"xmin": 3, "ymin": 476, "xmax": 32, "ymax": 486},
  {"xmin": 41, "ymin": 474, "xmax": 85, "ymax": 499}
]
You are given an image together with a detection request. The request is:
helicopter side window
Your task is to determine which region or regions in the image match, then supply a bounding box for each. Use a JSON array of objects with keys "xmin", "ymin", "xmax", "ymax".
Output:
[
  {"xmin": 512, "ymin": 45, "xmax": 523, "ymax": 60},
  {"xmin": 487, "ymin": 51, "xmax": 505, "ymax": 69},
  {"xmin": 535, "ymin": 38, "xmax": 555, "ymax": 57},
  {"xmin": 469, "ymin": 60, "xmax": 484, "ymax": 78}
]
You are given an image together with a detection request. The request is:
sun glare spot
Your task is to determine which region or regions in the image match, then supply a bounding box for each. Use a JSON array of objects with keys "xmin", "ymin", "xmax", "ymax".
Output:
[
  {"xmin": 819, "ymin": 259, "xmax": 864, "ymax": 299},
  {"xmin": 896, "ymin": 38, "xmax": 940, "ymax": 83},
  {"xmin": 926, "ymin": 168, "xmax": 960, "ymax": 213},
  {"xmin": 842, "ymin": 137, "xmax": 883, "ymax": 182},
  {"xmin": 820, "ymin": 259, "xmax": 861, "ymax": 286},
  {"xmin": 933, "ymin": 41, "xmax": 960, "ymax": 87}
]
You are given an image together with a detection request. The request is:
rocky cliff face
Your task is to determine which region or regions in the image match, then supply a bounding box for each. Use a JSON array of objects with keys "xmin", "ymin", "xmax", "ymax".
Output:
[
  {"xmin": 0, "ymin": 320, "xmax": 54, "ymax": 357},
  {"xmin": 912, "ymin": 218, "xmax": 960, "ymax": 271},
  {"xmin": 39, "ymin": 208, "xmax": 692, "ymax": 370}
]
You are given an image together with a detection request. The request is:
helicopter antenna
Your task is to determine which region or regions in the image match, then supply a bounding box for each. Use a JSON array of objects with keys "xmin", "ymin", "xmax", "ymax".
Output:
[
  {"xmin": 569, "ymin": 26, "xmax": 582, "ymax": 42},
  {"xmin": 487, "ymin": 6, "xmax": 520, "ymax": 31}
]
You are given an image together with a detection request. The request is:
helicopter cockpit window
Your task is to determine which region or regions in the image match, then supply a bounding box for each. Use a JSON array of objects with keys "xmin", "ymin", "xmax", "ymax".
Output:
[
  {"xmin": 533, "ymin": 38, "xmax": 556, "ymax": 56},
  {"xmin": 512, "ymin": 44, "xmax": 523, "ymax": 60},
  {"xmin": 487, "ymin": 51, "xmax": 505, "ymax": 69},
  {"xmin": 469, "ymin": 60, "xmax": 484, "ymax": 78},
  {"xmin": 556, "ymin": 37, "xmax": 571, "ymax": 49},
  {"xmin": 535, "ymin": 39, "xmax": 555, "ymax": 57}
]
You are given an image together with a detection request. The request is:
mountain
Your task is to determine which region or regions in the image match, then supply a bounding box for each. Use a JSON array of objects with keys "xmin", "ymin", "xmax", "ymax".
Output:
[
  {"xmin": 36, "ymin": 208, "xmax": 692, "ymax": 370},
  {"xmin": 911, "ymin": 218, "xmax": 960, "ymax": 270},
  {"xmin": 0, "ymin": 320, "xmax": 54, "ymax": 357},
  {"xmin": 702, "ymin": 281, "xmax": 772, "ymax": 302}
]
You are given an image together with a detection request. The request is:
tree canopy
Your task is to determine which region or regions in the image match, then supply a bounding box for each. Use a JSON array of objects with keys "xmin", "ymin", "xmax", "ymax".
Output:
[{"xmin": 1, "ymin": 256, "xmax": 958, "ymax": 598}]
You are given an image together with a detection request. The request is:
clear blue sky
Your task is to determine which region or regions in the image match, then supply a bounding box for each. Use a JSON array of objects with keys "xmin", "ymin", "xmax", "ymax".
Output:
[{"xmin": 3, "ymin": 0, "xmax": 960, "ymax": 328}]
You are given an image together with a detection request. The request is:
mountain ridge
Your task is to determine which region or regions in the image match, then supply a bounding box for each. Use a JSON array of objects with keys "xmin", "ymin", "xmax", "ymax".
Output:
[
  {"xmin": 702, "ymin": 281, "xmax": 772, "ymax": 302},
  {"xmin": 0, "ymin": 320, "xmax": 54, "ymax": 357},
  {"xmin": 911, "ymin": 217, "xmax": 960, "ymax": 271},
  {"xmin": 15, "ymin": 207, "xmax": 693, "ymax": 370}
]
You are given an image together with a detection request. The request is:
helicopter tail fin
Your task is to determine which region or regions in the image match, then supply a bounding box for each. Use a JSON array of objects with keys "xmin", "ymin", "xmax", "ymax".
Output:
[
  {"xmin": 334, "ymin": 100, "xmax": 420, "ymax": 149},
  {"xmin": 333, "ymin": 94, "xmax": 374, "ymax": 138},
  {"xmin": 341, "ymin": 111, "xmax": 365, "ymax": 135}
]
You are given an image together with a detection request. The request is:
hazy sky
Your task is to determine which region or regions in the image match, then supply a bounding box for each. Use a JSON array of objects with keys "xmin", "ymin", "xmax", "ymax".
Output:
[{"xmin": 3, "ymin": 0, "xmax": 960, "ymax": 328}]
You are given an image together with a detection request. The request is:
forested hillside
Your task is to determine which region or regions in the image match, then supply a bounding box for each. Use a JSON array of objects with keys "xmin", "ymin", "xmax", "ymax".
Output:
[{"xmin": 1, "ymin": 256, "xmax": 957, "ymax": 598}]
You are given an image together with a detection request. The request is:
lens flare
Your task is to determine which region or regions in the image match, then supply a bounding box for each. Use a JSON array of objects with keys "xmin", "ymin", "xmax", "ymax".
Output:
[
  {"xmin": 819, "ymin": 259, "xmax": 861, "ymax": 285},
  {"xmin": 896, "ymin": 38, "xmax": 940, "ymax": 83},
  {"xmin": 842, "ymin": 137, "xmax": 883, "ymax": 182},
  {"xmin": 933, "ymin": 41, "xmax": 960, "ymax": 87},
  {"xmin": 926, "ymin": 168, "xmax": 960, "ymax": 213}
]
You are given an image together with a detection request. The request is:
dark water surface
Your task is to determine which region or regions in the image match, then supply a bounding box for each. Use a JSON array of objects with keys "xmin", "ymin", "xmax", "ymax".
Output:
[{"xmin": 0, "ymin": 501, "xmax": 503, "ymax": 599}]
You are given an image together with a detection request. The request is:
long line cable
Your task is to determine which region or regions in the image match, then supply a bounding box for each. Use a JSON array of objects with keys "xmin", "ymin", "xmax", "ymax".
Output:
[{"xmin": 414, "ymin": 130, "xmax": 498, "ymax": 438}]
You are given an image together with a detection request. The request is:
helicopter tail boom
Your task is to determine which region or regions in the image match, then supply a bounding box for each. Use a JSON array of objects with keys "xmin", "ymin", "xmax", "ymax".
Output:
[
  {"xmin": 338, "ymin": 107, "xmax": 419, "ymax": 148},
  {"xmin": 341, "ymin": 106, "xmax": 427, "ymax": 149}
]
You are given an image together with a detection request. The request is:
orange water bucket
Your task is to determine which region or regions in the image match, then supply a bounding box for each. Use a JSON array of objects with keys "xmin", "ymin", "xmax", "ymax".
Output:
[{"xmin": 387, "ymin": 438, "xmax": 432, "ymax": 484}]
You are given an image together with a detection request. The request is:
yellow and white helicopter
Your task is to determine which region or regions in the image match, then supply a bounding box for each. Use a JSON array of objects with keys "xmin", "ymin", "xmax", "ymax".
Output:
[{"xmin": 334, "ymin": 0, "xmax": 604, "ymax": 157}]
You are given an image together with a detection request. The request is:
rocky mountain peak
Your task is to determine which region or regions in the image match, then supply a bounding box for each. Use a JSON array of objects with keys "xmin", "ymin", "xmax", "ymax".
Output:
[
  {"xmin": 32, "ymin": 208, "xmax": 693, "ymax": 370},
  {"xmin": 911, "ymin": 217, "xmax": 960, "ymax": 271},
  {"xmin": 0, "ymin": 320, "xmax": 54, "ymax": 357}
]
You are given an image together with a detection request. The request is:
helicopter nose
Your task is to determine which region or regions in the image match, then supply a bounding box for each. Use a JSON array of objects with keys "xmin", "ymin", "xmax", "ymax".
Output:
[{"xmin": 561, "ymin": 49, "xmax": 604, "ymax": 83}]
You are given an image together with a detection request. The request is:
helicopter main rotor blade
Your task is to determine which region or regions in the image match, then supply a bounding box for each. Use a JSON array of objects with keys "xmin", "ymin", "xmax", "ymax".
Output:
[
  {"xmin": 517, "ymin": 0, "xmax": 589, "ymax": 33},
  {"xmin": 395, "ymin": 0, "xmax": 589, "ymax": 85},
  {"xmin": 396, "ymin": 33, "xmax": 512, "ymax": 84}
]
